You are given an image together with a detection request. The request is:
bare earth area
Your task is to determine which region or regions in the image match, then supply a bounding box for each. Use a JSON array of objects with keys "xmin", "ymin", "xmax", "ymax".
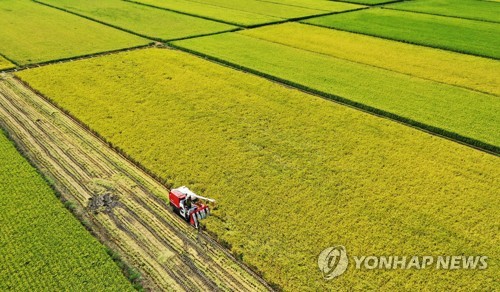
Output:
[{"xmin": 0, "ymin": 75, "xmax": 271, "ymax": 291}]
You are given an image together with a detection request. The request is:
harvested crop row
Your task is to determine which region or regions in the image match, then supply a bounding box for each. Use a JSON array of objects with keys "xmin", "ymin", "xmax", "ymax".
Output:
[
  {"xmin": 387, "ymin": 0, "xmax": 500, "ymax": 23},
  {"xmin": 239, "ymin": 23, "xmax": 500, "ymax": 96},
  {"xmin": 17, "ymin": 48, "xmax": 500, "ymax": 291},
  {"xmin": 0, "ymin": 0, "xmax": 149, "ymax": 65},
  {"xmin": 0, "ymin": 128, "xmax": 133, "ymax": 291},
  {"xmin": 304, "ymin": 8, "xmax": 500, "ymax": 59},
  {"xmin": 172, "ymin": 33, "xmax": 500, "ymax": 149},
  {"xmin": 128, "ymin": 0, "xmax": 361, "ymax": 26},
  {"xmin": 35, "ymin": 0, "xmax": 237, "ymax": 41}
]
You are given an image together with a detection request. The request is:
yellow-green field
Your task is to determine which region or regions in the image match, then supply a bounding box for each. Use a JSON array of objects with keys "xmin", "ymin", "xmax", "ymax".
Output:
[
  {"xmin": 239, "ymin": 23, "xmax": 500, "ymax": 96},
  {"xmin": 0, "ymin": 56, "xmax": 15, "ymax": 70},
  {"xmin": 0, "ymin": 0, "xmax": 148, "ymax": 65},
  {"xmin": 18, "ymin": 48, "xmax": 500, "ymax": 291}
]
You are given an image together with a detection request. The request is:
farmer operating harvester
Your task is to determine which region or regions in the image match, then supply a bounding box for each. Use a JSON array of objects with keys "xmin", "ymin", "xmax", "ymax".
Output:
[{"xmin": 169, "ymin": 186, "xmax": 215, "ymax": 228}]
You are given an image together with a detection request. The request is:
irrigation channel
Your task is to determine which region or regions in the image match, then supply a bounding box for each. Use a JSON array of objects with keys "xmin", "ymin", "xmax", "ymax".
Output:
[{"xmin": 0, "ymin": 75, "xmax": 272, "ymax": 291}]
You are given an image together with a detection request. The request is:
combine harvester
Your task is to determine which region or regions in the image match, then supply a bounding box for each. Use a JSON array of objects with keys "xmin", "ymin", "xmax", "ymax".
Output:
[{"xmin": 169, "ymin": 186, "xmax": 215, "ymax": 228}]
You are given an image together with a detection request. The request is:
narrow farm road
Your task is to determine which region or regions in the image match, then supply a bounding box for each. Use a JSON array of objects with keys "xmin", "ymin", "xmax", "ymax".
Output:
[{"xmin": 0, "ymin": 75, "xmax": 272, "ymax": 291}]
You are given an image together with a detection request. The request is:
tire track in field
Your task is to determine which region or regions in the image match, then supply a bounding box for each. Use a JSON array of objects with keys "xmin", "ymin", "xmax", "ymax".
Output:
[{"xmin": 0, "ymin": 76, "xmax": 272, "ymax": 292}]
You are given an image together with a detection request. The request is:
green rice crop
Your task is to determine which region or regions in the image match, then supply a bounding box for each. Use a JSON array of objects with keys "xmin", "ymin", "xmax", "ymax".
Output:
[
  {"xmin": 0, "ymin": 131, "xmax": 133, "ymax": 291},
  {"xmin": 0, "ymin": 0, "xmax": 149, "ymax": 65},
  {"xmin": 387, "ymin": 0, "xmax": 500, "ymax": 23},
  {"xmin": 17, "ymin": 48, "xmax": 500, "ymax": 291},
  {"xmin": 240, "ymin": 23, "xmax": 500, "ymax": 96},
  {"xmin": 129, "ymin": 0, "xmax": 361, "ymax": 26},
  {"xmin": 172, "ymin": 33, "xmax": 500, "ymax": 149},
  {"xmin": 36, "ymin": 0, "xmax": 237, "ymax": 41},
  {"xmin": 304, "ymin": 8, "xmax": 500, "ymax": 59}
]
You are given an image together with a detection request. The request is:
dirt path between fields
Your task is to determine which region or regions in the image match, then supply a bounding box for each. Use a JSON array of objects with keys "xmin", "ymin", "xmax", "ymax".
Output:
[{"xmin": 0, "ymin": 76, "xmax": 272, "ymax": 291}]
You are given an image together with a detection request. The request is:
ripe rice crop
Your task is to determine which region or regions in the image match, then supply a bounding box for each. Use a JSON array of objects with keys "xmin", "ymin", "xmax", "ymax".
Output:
[
  {"xmin": 17, "ymin": 48, "xmax": 500, "ymax": 291},
  {"xmin": 36, "ymin": 0, "xmax": 237, "ymax": 41},
  {"xmin": 0, "ymin": 0, "xmax": 149, "ymax": 65},
  {"xmin": 388, "ymin": 0, "xmax": 500, "ymax": 23},
  {"xmin": 239, "ymin": 23, "xmax": 500, "ymax": 96},
  {"xmin": 173, "ymin": 33, "xmax": 500, "ymax": 149},
  {"xmin": 0, "ymin": 56, "xmax": 14, "ymax": 70},
  {"xmin": 129, "ymin": 0, "xmax": 361, "ymax": 26},
  {"xmin": 304, "ymin": 8, "xmax": 500, "ymax": 59},
  {"xmin": 0, "ymin": 131, "xmax": 133, "ymax": 291}
]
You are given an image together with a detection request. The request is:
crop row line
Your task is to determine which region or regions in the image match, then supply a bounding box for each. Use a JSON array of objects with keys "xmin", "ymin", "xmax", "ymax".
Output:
[{"xmin": 167, "ymin": 42, "xmax": 499, "ymax": 156}]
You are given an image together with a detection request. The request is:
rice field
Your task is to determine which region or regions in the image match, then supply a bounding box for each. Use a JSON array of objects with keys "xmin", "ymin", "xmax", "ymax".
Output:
[
  {"xmin": 128, "ymin": 0, "xmax": 361, "ymax": 26},
  {"xmin": 0, "ymin": 0, "xmax": 149, "ymax": 65},
  {"xmin": 0, "ymin": 56, "xmax": 14, "ymax": 70},
  {"xmin": 17, "ymin": 48, "xmax": 500, "ymax": 291},
  {"xmin": 304, "ymin": 8, "xmax": 500, "ymax": 59},
  {"xmin": 0, "ymin": 130, "xmax": 133, "ymax": 291},
  {"xmin": 387, "ymin": 0, "xmax": 500, "ymax": 23},
  {"xmin": 239, "ymin": 23, "xmax": 500, "ymax": 96},
  {"xmin": 172, "ymin": 32, "xmax": 500, "ymax": 149},
  {"xmin": 35, "ymin": 0, "xmax": 237, "ymax": 41}
]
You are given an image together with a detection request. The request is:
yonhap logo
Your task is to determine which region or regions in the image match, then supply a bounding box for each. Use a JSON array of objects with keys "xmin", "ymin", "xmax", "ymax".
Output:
[
  {"xmin": 318, "ymin": 245, "xmax": 488, "ymax": 281},
  {"xmin": 318, "ymin": 245, "xmax": 349, "ymax": 280}
]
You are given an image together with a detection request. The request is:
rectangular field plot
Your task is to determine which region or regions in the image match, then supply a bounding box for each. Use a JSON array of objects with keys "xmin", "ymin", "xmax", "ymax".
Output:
[
  {"xmin": 0, "ymin": 0, "xmax": 149, "ymax": 65},
  {"xmin": 36, "ymin": 0, "xmax": 237, "ymax": 41},
  {"xmin": 387, "ymin": 0, "xmax": 500, "ymax": 23},
  {"xmin": 304, "ymin": 8, "xmax": 500, "ymax": 59},
  {"xmin": 0, "ymin": 131, "xmax": 132, "ymax": 291},
  {"xmin": 173, "ymin": 32, "xmax": 500, "ymax": 149},
  {"xmin": 129, "ymin": 0, "xmax": 361, "ymax": 26},
  {"xmin": 17, "ymin": 48, "xmax": 500, "ymax": 291},
  {"xmin": 239, "ymin": 23, "xmax": 500, "ymax": 96}
]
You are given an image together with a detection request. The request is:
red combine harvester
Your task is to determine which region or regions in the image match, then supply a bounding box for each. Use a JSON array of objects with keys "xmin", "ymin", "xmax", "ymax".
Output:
[{"xmin": 169, "ymin": 186, "xmax": 215, "ymax": 228}]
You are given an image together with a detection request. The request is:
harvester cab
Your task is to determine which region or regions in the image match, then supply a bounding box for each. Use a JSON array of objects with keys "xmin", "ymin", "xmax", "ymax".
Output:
[{"xmin": 168, "ymin": 186, "xmax": 215, "ymax": 228}]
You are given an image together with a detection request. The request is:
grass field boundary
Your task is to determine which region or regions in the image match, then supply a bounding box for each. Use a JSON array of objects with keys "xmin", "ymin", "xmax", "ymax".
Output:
[
  {"xmin": 0, "ymin": 43, "xmax": 156, "ymax": 74},
  {"xmin": 301, "ymin": 21, "xmax": 500, "ymax": 61},
  {"xmin": 32, "ymin": 0, "xmax": 240, "ymax": 42},
  {"xmin": 382, "ymin": 6, "xmax": 500, "ymax": 24},
  {"xmin": 12, "ymin": 75, "xmax": 278, "ymax": 291},
  {"xmin": 167, "ymin": 43, "xmax": 499, "ymax": 155},
  {"xmin": 0, "ymin": 125, "xmax": 145, "ymax": 290}
]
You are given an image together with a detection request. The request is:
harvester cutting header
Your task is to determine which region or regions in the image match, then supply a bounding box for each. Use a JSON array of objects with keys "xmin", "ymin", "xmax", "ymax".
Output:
[{"xmin": 169, "ymin": 186, "xmax": 215, "ymax": 228}]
